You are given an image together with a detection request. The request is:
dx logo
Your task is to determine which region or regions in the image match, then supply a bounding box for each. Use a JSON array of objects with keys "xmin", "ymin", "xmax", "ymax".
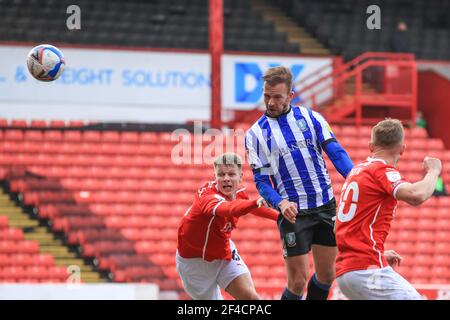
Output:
[{"xmin": 234, "ymin": 63, "xmax": 304, "ymax": 104}]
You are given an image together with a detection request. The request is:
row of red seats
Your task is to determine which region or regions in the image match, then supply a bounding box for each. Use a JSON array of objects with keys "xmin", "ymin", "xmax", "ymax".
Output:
[
  {"xmin": 0, "ymin": 254, "xmax": 55, "ymax": 266},
  {"xmin": 0, "ymin": 266, "xmax": 67, "ymax": 280},
  {"xmin": 24, "ymin": 190, "xmax": 195, "ymax": 206},
  {"xmin": 81, "ymin": 240, "xmax": 177, "ymax": 258},
  {"xmin": 0, "ymin": 120, "xmax": 428, "ymax": 139},
  {"xmin": 0, "ymin": 130, "xmax": 172, "ymax": 144},
  {"xmin": 10, "ymin": 178, "xmax": 202, "ymax": 193},
  {"xmin": 387, "ymin": 230, "xmax": 450, "ymax": 242},
  {"xmin": 2, "ymin": 141, "xmax": 447, "ymax": 167},
  {"xmin": 0, "ymin": 140, "xmax": 246, "ymax": 157},
  {"xmin": 23, "ymin": 165, "xmax": 216, "ymax": 179},
  {"xmin": 50, "ymin": 216, "xmax": 183, "ymax": 233},
  {"xmin": 10, "ymin": 172, "xmax": 443, "ymax": 197},
  {"xmin": 39, "ymin": 203, "xmax": 189, "ymax": 219},
  {"xmin": 0, "ymin": 119, "xmax": 87, "ymax": 128},
  {"xmin": 0, "ymin": 228, "xmax": 24, "ymax": 241},
  {"xmin": 331, "ymin": 126, "xmax": 428, "ymax": 139},
  {"xmin": 0, "ymin": 241, "xmax": 40, "ymax": 254},
  {"xmin": 7, "ymin": 166, "xmax": 442, "ymax": 189}
]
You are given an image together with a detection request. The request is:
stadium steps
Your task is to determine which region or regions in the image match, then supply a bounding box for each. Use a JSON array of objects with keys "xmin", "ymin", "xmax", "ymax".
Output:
[
  {"xmin": 0, "ymin": 188, "xmax": 107, "ymax": 283},
  {"xmin": 250, "ymin": 0, "xmax": 330, "ymax": 55}
]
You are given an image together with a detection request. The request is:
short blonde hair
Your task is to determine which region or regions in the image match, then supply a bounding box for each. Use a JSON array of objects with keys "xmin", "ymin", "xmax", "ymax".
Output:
[
  {"xmin": 263, "ymin": 66, "xmax": 293, "ymax": 93},
  {"xmin": 213, "ymin": 153, "xmax": 242, "ymax": 171},
  {"xmin": 371, "ymin": 118, "xmax": 404, "ymax": 148}
]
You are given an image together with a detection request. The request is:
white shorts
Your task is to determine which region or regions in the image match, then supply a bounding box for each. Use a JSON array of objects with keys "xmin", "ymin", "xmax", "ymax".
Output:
[
  {"xmin": 336, "ymin": 266, "xmax": 422, "ymax": 300},
  {"xmin": 175, "ymin": 240, "xmax": 250, "ymax": 300}
]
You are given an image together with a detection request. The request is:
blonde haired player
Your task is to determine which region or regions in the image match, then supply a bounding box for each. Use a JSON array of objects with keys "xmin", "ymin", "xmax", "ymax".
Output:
[
  {"xmin": 335, "ymin": 119, "xmax": 442, "ymax": 300},
  {"xmin": 176, "ymin": 153, "xmax": 278, "ymax": 300}
]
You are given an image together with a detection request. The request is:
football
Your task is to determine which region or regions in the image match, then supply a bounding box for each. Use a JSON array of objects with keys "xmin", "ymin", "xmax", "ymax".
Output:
[{"xmin": 26, "ymin": 44, "xmax": 65, "ymax": 82}]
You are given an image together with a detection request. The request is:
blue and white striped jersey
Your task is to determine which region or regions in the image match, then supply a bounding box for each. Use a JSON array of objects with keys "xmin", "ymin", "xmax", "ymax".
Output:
[{"xmin": 245, "ymin": 105, "xmax": 335, "ymax": 210}]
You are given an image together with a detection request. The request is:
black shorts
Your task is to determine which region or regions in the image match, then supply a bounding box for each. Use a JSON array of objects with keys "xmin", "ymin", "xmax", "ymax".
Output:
[{"xmin": 277, "ymin": 198, "xmax": 337, "ymax": 258}]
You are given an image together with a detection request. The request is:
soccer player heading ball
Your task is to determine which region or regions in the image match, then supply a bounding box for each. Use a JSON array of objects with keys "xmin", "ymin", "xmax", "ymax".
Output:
[
  {"xmin": 335, "ymin": 119, "xmax": 442, "ymax": 300},
  {"xmin": 176, "ymin": 153, "xmax": 278, "ymax": 300},
  {"xmin": 245, "ymin": 66, "xmax": 354, "ymax": 300}
]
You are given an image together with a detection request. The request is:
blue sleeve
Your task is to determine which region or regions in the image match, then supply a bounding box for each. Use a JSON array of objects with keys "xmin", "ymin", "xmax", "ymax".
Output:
[
  {"xmin": 324, "ymin": 140, "xmax": 354, "ymax": 178},
  {"xmin": 253, "ymin": 171, "xmax": 283, "ymax": 209}
]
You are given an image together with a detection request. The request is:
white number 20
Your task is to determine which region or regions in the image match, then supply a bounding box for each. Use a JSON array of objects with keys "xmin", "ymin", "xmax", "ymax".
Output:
[{"xmin": 337, "ymin": 181, "xmax": 359, "ymax": 222}]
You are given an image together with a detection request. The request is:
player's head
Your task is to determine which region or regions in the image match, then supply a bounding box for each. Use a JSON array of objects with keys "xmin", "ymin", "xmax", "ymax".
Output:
[
  {"xmin": 213, "ymin": 153, "xmax": 243, "ymax": 199},
  {"xmin": 262, "ymin": 66, "xmax": 294, "ymax": 117},
  {"xmin": 369, "ymin": 118, "xmax": 405, "ymax": 161}
]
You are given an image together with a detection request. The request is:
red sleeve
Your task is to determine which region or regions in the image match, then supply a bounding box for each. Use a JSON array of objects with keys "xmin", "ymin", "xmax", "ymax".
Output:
[
  {"xmin": 249, "ymin": 207, "xmax": 279, "ymax": 221},
  {"xmin": 198, "ymin": 194, "xmax": 259, "ymax": 218},
  {"xmin": 374, "ymin": 166, "xmax": 408, "ymax": 199}
]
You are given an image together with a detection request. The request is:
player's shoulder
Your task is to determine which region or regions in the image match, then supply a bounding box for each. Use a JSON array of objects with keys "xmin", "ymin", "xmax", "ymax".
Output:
[
  {"xmin": 236, "ymin": 187, "xmax": 249, "ymax": 199},
  {"xmin": 246, "ymin": 114, "xmax": 267, "ymax": 135},
  {"xmin": 296, "ymin": 105, "xmax": 325, "ymax": 120},
  {"xmin": 363, "ymin": 158, "xmax": 401, "ymax": 177},
  {"xmin": 196, "ymin": 181, "xmax": 219, "ymax": 197}
]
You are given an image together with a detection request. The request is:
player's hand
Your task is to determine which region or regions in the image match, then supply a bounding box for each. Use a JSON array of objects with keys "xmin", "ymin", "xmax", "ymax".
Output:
[
  {"xmin": 278, "ymin": 199, "xmax": 297, "ymax": 224},
  {"xmin": 423, "ymin": 157, "xmax": 442, "ymax": 176},
  {"xmin": 384, "ymin": 250, "xmax": 403, "ymax": 267},
  {"xmin": 256, "ymin": 197, "xmax": 269, "ymax": 208}
]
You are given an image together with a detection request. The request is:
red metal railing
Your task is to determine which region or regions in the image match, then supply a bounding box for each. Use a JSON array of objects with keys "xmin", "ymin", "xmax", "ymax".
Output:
[{"xmin": 294, "ymin": 52, "xmax": 417, "ymax": 126}]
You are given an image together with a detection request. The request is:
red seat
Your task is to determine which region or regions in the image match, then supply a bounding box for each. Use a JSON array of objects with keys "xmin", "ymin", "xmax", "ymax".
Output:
[
  {"xmin": 0, "ymin": 118, "xmax": 8, "ymax": 128},
  {"xmin": 0, "ymin": 228, "xmax": 24, "ymax": 241},
  {"xmin": 409, "ymin": 127, "xmax": 427, "ymax": 139},
  {"xmin": 431, "ymin": 266, "xmax": 450, "ymax": 278},
  {"xmin": 0, "ymin": 216, "xmax": 8, "ymax": 228},
  {"xmin": 24, "ymin": 130, "xmax": 44, "ymax": 141},
  {"xmin": 434, "ymin": 254, "xmax": 450, "ymax": 267},
  {"xmin": 139, "ymin": 132, "xmax": 158, "ymax": 144},
  {"xmin": 437, "ymin": 197, "xmax": 450, "ymax": 208},
  {"xmin": 102, "ymin": 131, "xmax": 120, "ymax": 143},
  {"xmin": 68, "ymin": 120, "xmax": 85, "ymax": 128},
  {"xmin": 49, "ymin": 120, "xmax": 66, "ymax": 128},
  {"xmin": 121, "ymin": 132, "xmax": 139, "ymax": 143},
  {"xmin": 83, "ymin": 131, "xmax": 101, "ymax": 142},
  {"xmin": 427, "ymin": 139, "xmax": 444, "ymax": 151},
  {"xmin": 30, "ymin": 120, "xmax": 47, "ymax": 128},
  {"xmin": 11, "ymin": 120, "xmax": 27, "ymax": 128},
  {"xmin": 44, "ymin": 130, "xmax": 63, "ymax": 142},
  {"xmin": 63, "ymin": 130, "xmax": 82, "ymax": 142},
  {"xmin": 4, "ymin": 130, "xmax": 24, "ymax": 141}
]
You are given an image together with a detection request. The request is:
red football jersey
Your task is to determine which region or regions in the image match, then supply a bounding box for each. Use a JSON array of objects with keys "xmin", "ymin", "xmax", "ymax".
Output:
[
  {"xmin": 177, "ymin": 181, "xmax": 278, "ymax": 261},
  {"xmin": 335, "ymin": 157, "xmax": 408, "ymax": 277}
]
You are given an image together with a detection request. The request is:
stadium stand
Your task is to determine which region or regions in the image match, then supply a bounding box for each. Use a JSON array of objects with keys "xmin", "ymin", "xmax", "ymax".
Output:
[
  {"xmin": 0, "ymin": 188, "xmax": 78, "ymax": 283},
  {"xmin": 0, "ymin": 0, "xmax": 449, "ymax": 300},
  {"xmin": 270, "ymin": 0, "xmax": 450, "ymax": 60},
  {"xmin": 0, "ymin": 121, "xmax": 449, "ymax": 295},
  {"xmin": 0, "ymin": 0, "xmax": 300, "ymax": 53}
]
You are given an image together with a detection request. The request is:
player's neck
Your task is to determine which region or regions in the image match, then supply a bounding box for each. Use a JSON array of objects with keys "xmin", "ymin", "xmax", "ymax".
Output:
[{"xmin": 370, "ymin": 152, "xmax": 398, "ymax": 167}]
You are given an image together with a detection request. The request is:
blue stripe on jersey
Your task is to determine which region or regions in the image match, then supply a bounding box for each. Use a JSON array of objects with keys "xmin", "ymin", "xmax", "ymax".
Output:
[
  {"xmin": 257, "ymin": 116, "xmax": 271, "ymax": 152},
  {"xmin": 276, "ymin": 115, "xmax": 317, "ymax": 208},
  {"xmin": 308, "ymin": 109, "xmax": 335, "ymax": 145},
  {"xmin": 258, "ymin": 117, "xmax": 298, "ymax": 203},
  {"xmin": 292, "ymin": 108, "xmax": 330, "ymax": 204}
]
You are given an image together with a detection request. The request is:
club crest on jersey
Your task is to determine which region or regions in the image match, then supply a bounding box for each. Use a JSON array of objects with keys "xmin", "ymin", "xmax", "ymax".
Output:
[
  {"xmin": 296, "ymin": 119, "xmax": 308, "ymax": 132},
  {"xmin": 386, "ymin": 171, "xmax": 401, "ymax": 182},
  {"xmin": 285, "ymin": 232, "xmax": 296, "ymax": 247}
]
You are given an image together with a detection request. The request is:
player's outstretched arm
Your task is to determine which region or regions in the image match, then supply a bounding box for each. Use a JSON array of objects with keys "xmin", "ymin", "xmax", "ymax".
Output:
[
  {"xmin": 201, "ymin": 196, "xmax": 260, "ymax": 218},
  {"xmin": 252, "ymin": 171, "xmax": 283, "ymax": 208},
  {"xmin": 249, "ymin": 198, "xmax": 279, "ymax": 221},
  {"xmin": 396, "ymin": 157, "xmax": 442, "ymax": 206},
  {"xmin": 323, "ymin": 140, "xmax": 354, "ymax": 178}
]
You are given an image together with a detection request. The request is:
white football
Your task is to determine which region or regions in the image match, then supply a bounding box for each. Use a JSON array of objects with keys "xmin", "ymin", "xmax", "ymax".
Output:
[{"xmin": 26, "ymin": 44, "xmax": 65, "ymax": 82}]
